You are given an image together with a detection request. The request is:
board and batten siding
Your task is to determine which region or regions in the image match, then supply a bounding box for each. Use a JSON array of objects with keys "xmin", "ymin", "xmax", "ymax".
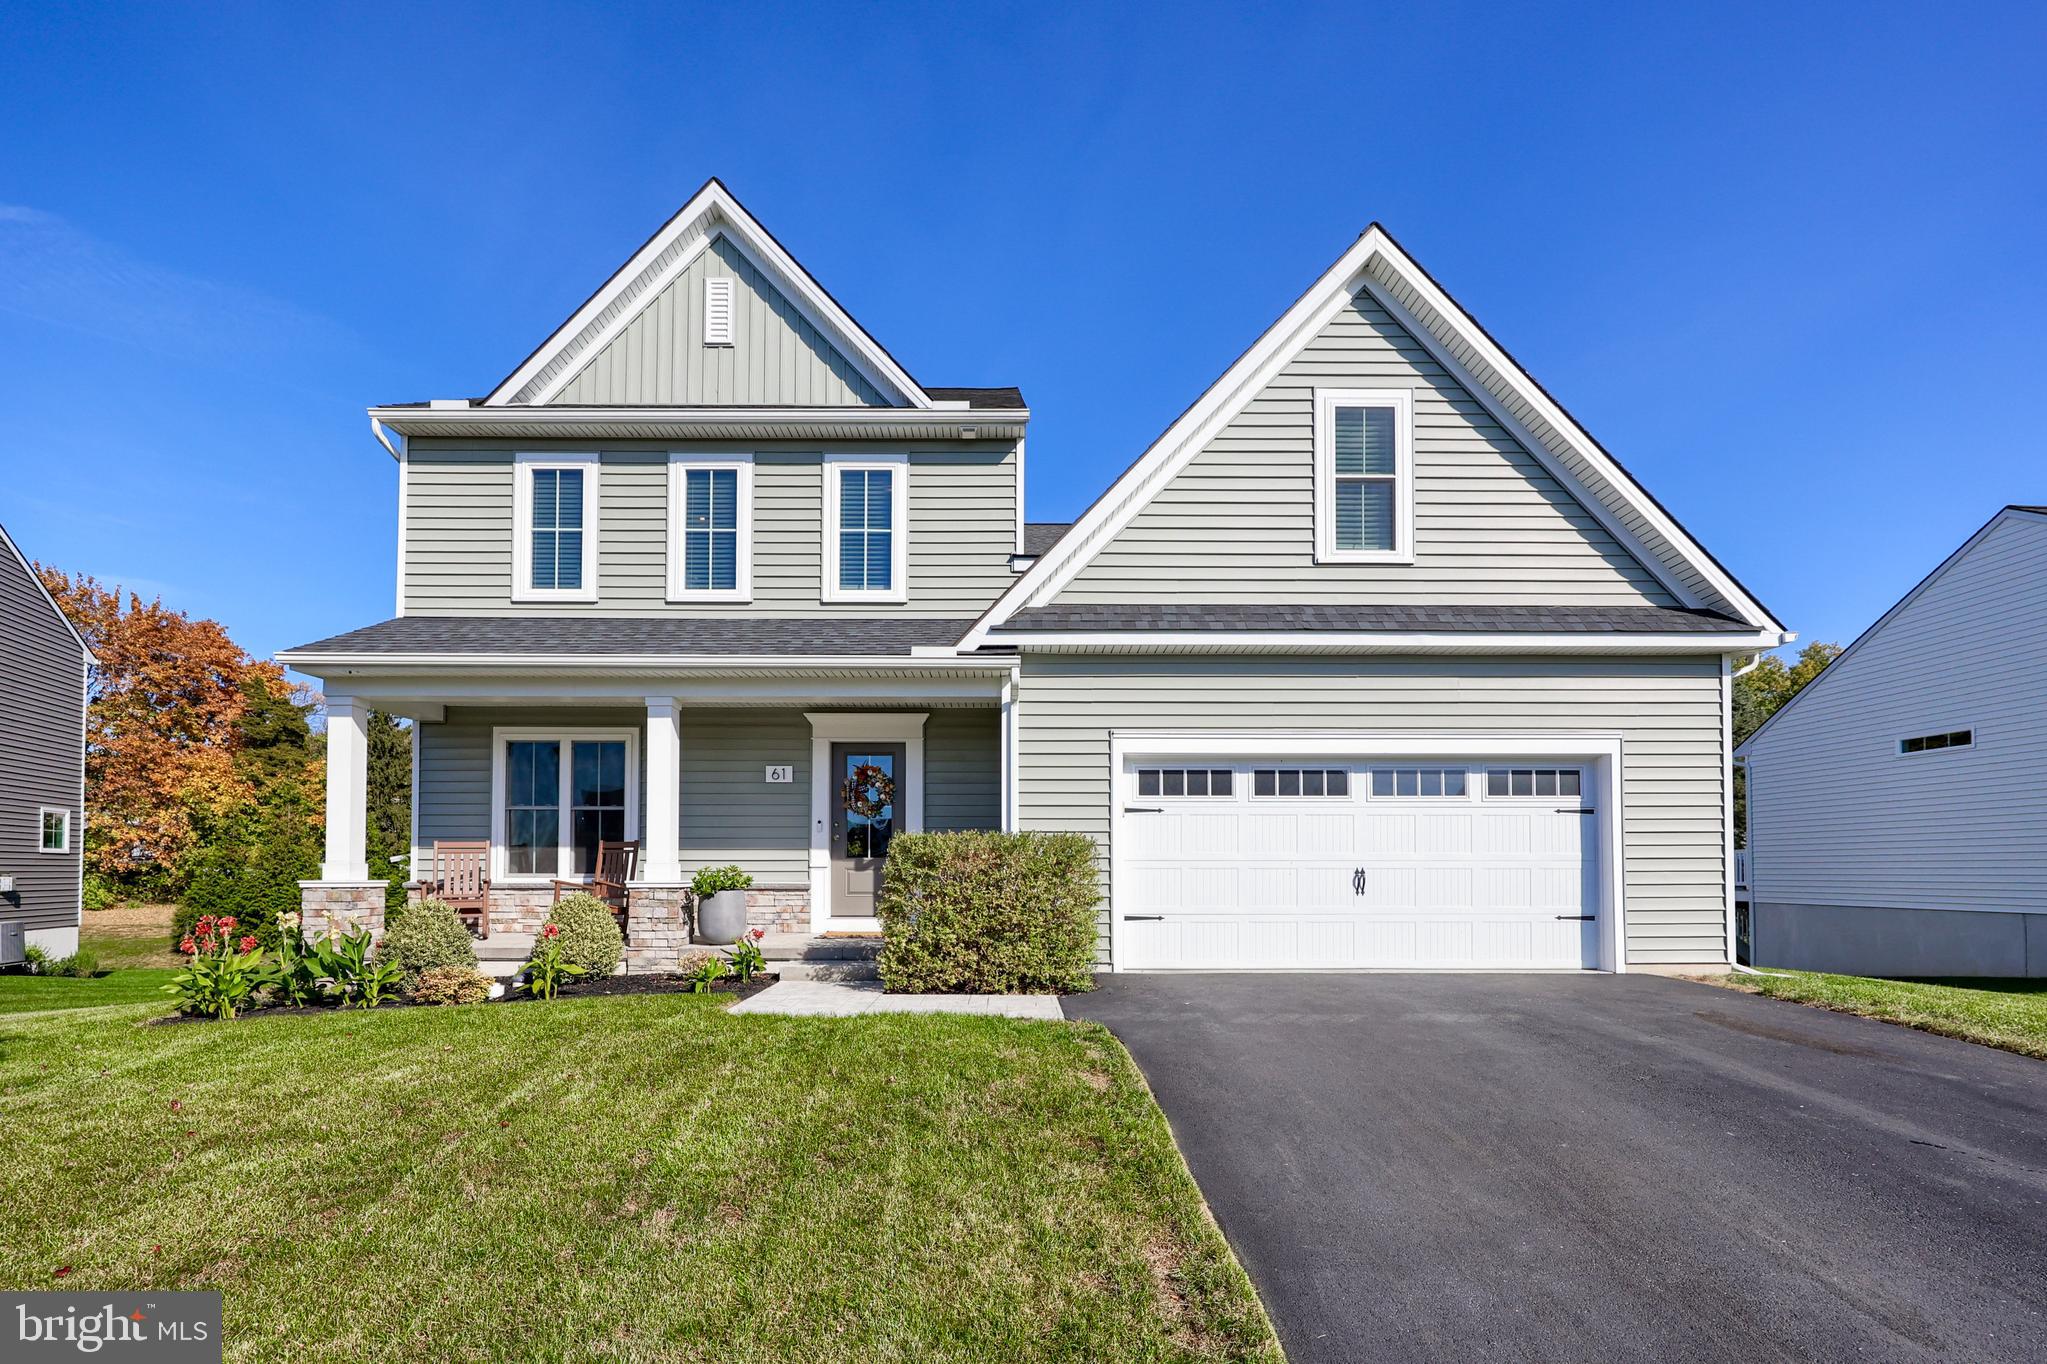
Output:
[
  {"xmin": 1743, "ymin": 511, "xmax": 2047, "ymax": 916},
  {"xmin": 416, "ymin": 705, "xmax": 1000, "ymax": 890},
  {"xmin": 550, "ymin": 234, "xmax": 893, "ymax": 407},
  {"xmin": 1054, "ymin": 289, "xmax": 1676, "ymax": 606},
  {"xmin": 401, "ymin": 441, "xmax": 1016, "ymax": 617},
  {"xmin": 0, "ymin": 531, "xmax": 88, "ymax": 941},
  {"xmin": 1014, "ymin": 653, "xmax": 1728, "ymax": 967}
]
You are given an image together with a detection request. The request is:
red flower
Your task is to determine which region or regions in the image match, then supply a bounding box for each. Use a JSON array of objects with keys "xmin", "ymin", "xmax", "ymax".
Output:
[
  {"xmin": 542, "ymin": 923, "xmax": 561, "ymax": 938},
  {"xmin": 750, "ymin": 928, "xmax": 765, "ymax": 941},
  {"xmin": 195, "ymin": 915, "xmax": 215, "ymax": 933},
  {"xmin": 218, "ymin": 916, "xmax": 237, "ymax": 931},
  {"xmin": 238, "ymin": 936, "xmax": 257, "ymax": 952},
  {"xmin": 178, "ymin": 936, "xmax": 196, "ymax": 955}
]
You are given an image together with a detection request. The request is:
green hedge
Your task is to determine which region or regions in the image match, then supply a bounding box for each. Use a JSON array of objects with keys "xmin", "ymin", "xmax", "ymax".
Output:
[
  {"xmin": 876, "ymin": 831, "xmax": 1100, "ymax": 994},
  {"xmin": 375, "ymin": 899, "xmax": 478, "ymax": 991},
  {"xmin": 542, "ymin": 893, "xmax": 624, "ymax": 977}
]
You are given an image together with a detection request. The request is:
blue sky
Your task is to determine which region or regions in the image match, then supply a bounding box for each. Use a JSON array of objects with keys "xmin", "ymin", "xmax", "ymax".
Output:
[{"xmin": 3, "ymin": 0, "xmax": 2042, "ymax": 662}]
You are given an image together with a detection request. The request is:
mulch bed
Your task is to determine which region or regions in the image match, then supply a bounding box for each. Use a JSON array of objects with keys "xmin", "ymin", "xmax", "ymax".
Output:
[{"xmin": 148, "ymin": 972, "xmax": 779, "ymax": 1024}]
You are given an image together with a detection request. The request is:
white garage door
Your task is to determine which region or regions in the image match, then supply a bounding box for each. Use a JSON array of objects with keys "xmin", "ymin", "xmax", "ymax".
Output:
[{"xmin": 1117, "ymin": 758, "xmax": 1600, "ymax": 970}]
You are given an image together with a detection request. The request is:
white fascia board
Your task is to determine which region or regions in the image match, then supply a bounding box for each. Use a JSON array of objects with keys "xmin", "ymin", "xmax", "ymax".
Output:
[
  {"xmin": 980, "ymin": 629, "xmax": 1789, "ymax": 655},
  {"xmin": 369, "ymin": 405, "xmax": 1020, "ymax": 434},
  {"xmin": 274, "ymin": 650, "xmax": 1018, "ymax": 673},
  {"xmin": 961, "ymin": 224, "xmax": 1779, "ymax": 650},
  {"xmin": 1735, "ymin": 506, "xmax": 2041, "ymax": 757},
  {"xmin": 0, "ymin": 522, "xmax": 96, "ymax": 664},
  {"xmin": 481, "ymin": 179, "xmax": 931, "ymax": 409}
]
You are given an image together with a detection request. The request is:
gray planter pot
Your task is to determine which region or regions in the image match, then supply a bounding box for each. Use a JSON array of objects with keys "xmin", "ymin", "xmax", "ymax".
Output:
[{"xmin": 696, "ymin": 888, "xmax": 749, "ymax": 944}]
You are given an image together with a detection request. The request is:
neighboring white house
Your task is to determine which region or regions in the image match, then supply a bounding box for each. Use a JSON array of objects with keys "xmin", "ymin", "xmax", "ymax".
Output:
[
  {"xmin": 1737, "ymin": 506, "xmax": 2047, "ymax": 977},
  {"xmin": 280, "ymin": 179, "xmax": 1791, "ymax": 974}
]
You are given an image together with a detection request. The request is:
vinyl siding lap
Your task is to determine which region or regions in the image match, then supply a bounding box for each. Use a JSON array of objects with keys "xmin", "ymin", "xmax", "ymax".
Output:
[
  {"xmin": 1743, "ymin": 513, "xmax": 2047, "ymax": 915},
  {"xmin": 1013, "ymin": 654, "xmax": 1728, "ymax": 966},
  {"xmin": 0, "ymin": 539, "xmax": 87, "ymax": 934},
  {"xmin": 924, "ymin": 709, "xmax": 1001, "ymax": 832},
  {"xmin": 552, "ymin": 234, "xmax": 890, "ymax": 407},
  {"xmin": 401, "ymin": 442, "xmax": 1016, "ymax": 617},
  {"xmin": 1056, "ymin": 290, "xmax": 1677, "ymax": 606}
]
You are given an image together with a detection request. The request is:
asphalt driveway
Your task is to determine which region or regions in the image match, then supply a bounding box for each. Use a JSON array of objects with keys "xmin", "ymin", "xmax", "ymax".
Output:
[{"xmin": 1066, "ymin": 973, "xmax": 2047, "ymax": 1363}]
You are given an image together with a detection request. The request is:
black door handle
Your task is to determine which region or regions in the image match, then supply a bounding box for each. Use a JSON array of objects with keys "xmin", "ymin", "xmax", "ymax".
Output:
[
  {"xmin": 1352, "ymin": 868, "xmax": 1367, "ymax": 895},
  {"xmin": 1555, "ymin": 915, "xmax": 1595, "ymax": 921},
  {"xmin": 1124, "ymin": 914, "xmax": 1165, "ymax": 922}
]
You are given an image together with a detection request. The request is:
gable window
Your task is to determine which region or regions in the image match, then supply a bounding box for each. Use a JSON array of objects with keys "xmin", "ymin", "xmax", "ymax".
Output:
[
  {"xmin": 38, "ymin": 807, "xmax": 71, "ymax": 854},
  {"xmin": 1314, "ymin": 388, "xmax": 1414, "ymax": 563},
  {"xmin": 512, "ymin": 454, "xmax": 599, "ymax": 602},
  {"xmin": 1900, "ymin": 728, "xmax": 1973, "ymax": 754},
  {"xmin": 822, "ymin": 456, "xmax": 909, "ymax": 602},
  {"xmin": 667, "ymin": 454, "xmax": 753, "ymax": 601},
  {"xmin": 492, "ymin": 728, "xmax": 639, "ymax": 881}
]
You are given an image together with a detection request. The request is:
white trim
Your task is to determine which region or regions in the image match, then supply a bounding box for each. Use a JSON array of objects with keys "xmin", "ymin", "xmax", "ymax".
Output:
[
  {"xmin": 321, "ymin": 697, "xmax": 370, "ymax": 882},
  {"xmin": 391, "ymin": 430, "xmax": 410, "ymax": 617},
  {"xmin": 36, "ymin": 806, "xmax": 72, "ymax": 855},
  {"xmin": 1721, "ymin": 656, "xmax": 1737, "ymax": 966},
  {"xmin": 702, "ymin": 275, "xmax": 735, "ymax": 347},
  {"xmin": 511, "ymin": 453, "xmax": 600, "ymax": 604},
  {"xmin": 1000, "ymin": 677, "xmax": 1019, "ymax": 831},
  {"xmin": 487, "ymin": 725, "xmax": 642, "ymax": 885},
  {"xmin": 1105, "ymin": 729, "xmax": 1626, "ymax": 974},
  {"xmin": 641, "ymin": 698, "xmax": 683, "ymax": 884},
  {"xmin": 981, "ymin": 629, "xmax": 1788, "ymax": 655},
  {"xmin": 820, "ymin": 453, "xmax": 910, "ymax": 604},
  {"xmin": 483, "ymin": 180, "xmax": 931, "ymax": 409},
  {"xmin": 1013, "ymin": 434, "xmax": 1027, "ymax": 556},
  {"xmin": 1738, "ymin": 506, "xmax": 2047, "ymax": 757},
  {"xmin": 408, "ymin": 711, "xmax": 424, "ymax": 882},
  {"xmin": 805, "ymin": 711, "xmax": 926, "ymax": 933},
  {"xmin": 666, "ymin": 452, "xmax": 754, "ymax": 602},
  {"xmin": 276, "ymin": 650, "xmax": 1014, "ymax": 674},
  {"xmin": 370, "ymin": 405, "xmax": 1016, "ymax": 437},
  {"xmin": 75, "ymin": 651, "xmax": 87, "ymax": 925},
  {"xmin": 1313, "ymin": 388, "xmax": 1414, "ymax": 564},
  {"xmin": 956, "ymin": 225, "xmax": 1779, "ymax": 652}
]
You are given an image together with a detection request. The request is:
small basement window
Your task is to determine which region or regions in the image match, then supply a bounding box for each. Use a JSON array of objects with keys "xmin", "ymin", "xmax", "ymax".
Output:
[
  {"xmin": 1486, "ymin": 768, "xmax": 1582, "ymax": 798},
  {"xmin": 1136, "ymin": 768, "xmax": 1234, "ymax": 797},
  {"xmin": 39, "ymin": 807, "xmax": 71, "ymax": 854},
  {"xmin": 1900, "ymin": 729, "xmax": 1973, "ymax": 754},
  {"xmin": 1369, "ymin": 767, "xmax": 1467, "ymax": 798},
  {"xmin": 1253, "ymin": 768, "xmax": 1350, "ymax": 798}
]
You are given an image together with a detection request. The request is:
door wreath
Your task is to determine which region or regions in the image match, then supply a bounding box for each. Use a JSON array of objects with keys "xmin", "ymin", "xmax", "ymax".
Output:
[{"xmin": 840, "ymin": 763, "xmax": 898, "ymax": 823}]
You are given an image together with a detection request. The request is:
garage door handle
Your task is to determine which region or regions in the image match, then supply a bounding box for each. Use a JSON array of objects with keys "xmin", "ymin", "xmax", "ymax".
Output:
[
  {"xmin": 1124, "ymin": 915, "xmax": 1165, "ymax": 921},
  {"xmin": 1557, "ymin": 807, "xmax": 1596, "ymax": 814},
  {"xmin": 1352, "ymin": 868, "xmax": 1367, "ymax": 895},
  {"xmin": 1555, "ymin": 914, "xmax": 1595, "ymax": 921},
  {"xmin": 1124, "ymin": 806, "xmax": 1164, "ymax": 814}
]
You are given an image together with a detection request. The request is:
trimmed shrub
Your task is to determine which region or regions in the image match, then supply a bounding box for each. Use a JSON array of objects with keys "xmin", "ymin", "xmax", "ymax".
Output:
[
  {"xmin": 374, "ymin": 898, "xmax": 477, "ymax": 991},
  {"xmin": 542, "ymin": 893, "xmax": 623, "ymax": 978},
  {"xmin": 877, "ymin": 831, "xmax": 1100, "ymax": 994},
  {"xmin": 49, "ymin": 949, "xmax": 100, "ymax": 978},
  {"xmin": 412, "ymin": 965, "xmax": 493, "ymax": 1006}
]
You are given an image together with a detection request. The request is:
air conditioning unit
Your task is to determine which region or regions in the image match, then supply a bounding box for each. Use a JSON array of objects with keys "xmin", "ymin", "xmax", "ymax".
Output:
[{"xmin": 0, "ymin": 921, "xmax": 23, "ymax": 967}]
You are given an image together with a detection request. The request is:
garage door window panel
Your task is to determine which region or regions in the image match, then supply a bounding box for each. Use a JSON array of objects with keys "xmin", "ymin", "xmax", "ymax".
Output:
[
  {"xmin": 1252, "ymin": 768, "xmax": 1349, "ymax": 798},
  {"xmin": 1137, "ymin": 767, "xmax": 1233, "ymax": 798},
  {"xmin": 1368, "ymin": 767, "xmax": 1469, "ymax": 798},
  {"xmin": 1486, "ymin": 767, "xmax": 1581, "ymax": 799}
]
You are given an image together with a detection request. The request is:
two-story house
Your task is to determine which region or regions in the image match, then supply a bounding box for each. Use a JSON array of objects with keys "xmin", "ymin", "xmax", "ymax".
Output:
[{"xmin": 280, "ymin": 179, "xmax": 1790, "ymax": 974}]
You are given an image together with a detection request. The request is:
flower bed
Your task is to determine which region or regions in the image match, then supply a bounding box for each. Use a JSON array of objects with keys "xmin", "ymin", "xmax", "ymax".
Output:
[{"xmin": 148, "ymin": 970, "xmax": 778, "ymax": 1024}]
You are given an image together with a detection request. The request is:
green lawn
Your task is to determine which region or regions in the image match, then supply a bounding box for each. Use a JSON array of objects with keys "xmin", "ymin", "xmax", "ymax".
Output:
[
  {"xmin": 1717, "ymin": 970, "xmax": 2047, "ymax": 1059},
  {"xmin": 0, "ymin": 985, "xmax": 1280, "ymax": 1363},
  {"xmin": 0, "ymin": 968, "xmax": 179, "ymax": 1013},
  {"xmin": 77, "ymin": 902, "xmax": 186, "ymax": 970}
]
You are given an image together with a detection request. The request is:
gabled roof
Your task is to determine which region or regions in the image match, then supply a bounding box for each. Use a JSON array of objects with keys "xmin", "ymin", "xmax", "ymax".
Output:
[
  {"xmin": 0, "ymin": 520, "xmax": 94, "ymax": 664},
  {"xmin": 961, "ymin": 224, "xmax": 1785, "ymax": 649},
  {"xmin": 481, "ymin": 178, "xmax": 933, "ymax": 410},
  {"xmin": 1735, "ymin": 505, "xmax": 2047, "ymax": 757}
]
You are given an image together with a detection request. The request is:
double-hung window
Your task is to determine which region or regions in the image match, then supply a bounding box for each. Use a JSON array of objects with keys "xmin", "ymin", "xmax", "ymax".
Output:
[
  {"xmin": 494, "ymin": 728, "xmax": 639, "ymax": 880},
  {"xmin": 823, "ymin": 456, "xmax": 908, "ymax": 602},
  {"xmin": 1314, "ymin": 388, "xmax": 1413, "ymax": 563},
  {"xmin": 513, "ymin": 454, "xmax": 599, "ymax": 602},
  {"xmin": 38, "ymin": 807, "xmax": 71, "ymax": 854},
  {"xmin": 667, "ymin": 454, "xmax": 753, "ymax": 601}
]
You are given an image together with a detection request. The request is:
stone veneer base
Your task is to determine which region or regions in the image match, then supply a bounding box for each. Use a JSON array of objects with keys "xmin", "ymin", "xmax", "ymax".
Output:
[{"xmin": 297, "ymin": 881, "xmax": 389, "ymax": 941}]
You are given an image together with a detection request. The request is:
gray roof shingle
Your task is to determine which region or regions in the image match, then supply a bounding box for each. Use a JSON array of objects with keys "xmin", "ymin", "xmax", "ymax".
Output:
[
  {"xmin": 285, "ymin": 616, "xmax": 977, "ymax": 656},
  {"xmin": 994, "ymin": 603, "xmax": 1753, "ymax": 634},
  {"xmin": 1021, "ymin": 522, "xmax": 1072, "ymax": 556},
  {"xmin": 924, "ymin": 387, "xmax": 1027, "ymax": 410}
]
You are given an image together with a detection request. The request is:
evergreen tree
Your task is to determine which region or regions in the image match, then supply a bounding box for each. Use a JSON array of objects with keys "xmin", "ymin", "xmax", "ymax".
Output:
[{"xmin": 365, "ymin": 711, "xmax": 413, "ymax": 908}]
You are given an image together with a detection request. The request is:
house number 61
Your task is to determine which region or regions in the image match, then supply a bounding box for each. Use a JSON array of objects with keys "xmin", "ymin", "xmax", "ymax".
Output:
[{"xmin": 764, "ymin": 765, "xmax": 794, "ymax": 784}]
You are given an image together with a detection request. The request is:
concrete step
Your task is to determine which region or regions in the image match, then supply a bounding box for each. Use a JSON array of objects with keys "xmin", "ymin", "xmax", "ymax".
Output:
[
  {"xmin": 475, "ymin": 933, "xmax": 536, "ymax": 962},
  {"xmin": 773, "ymin": 958, "xmax": 881, "ymax": 982},
  {"xmin": 759, "ymin": 933, "xmax": 882, "ymax": 962}
]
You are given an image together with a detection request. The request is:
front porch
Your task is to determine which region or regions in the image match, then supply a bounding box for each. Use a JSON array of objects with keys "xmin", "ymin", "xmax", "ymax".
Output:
[{"xmin": 299, "ymin": 662, "xmax": 1016, "ymax": 971}]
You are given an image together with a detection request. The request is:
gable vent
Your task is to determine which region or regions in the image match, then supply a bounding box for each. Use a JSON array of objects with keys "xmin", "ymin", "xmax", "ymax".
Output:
[{"xmin": 703, "ymin": 276, "xmax": 735, "ymax": 346}]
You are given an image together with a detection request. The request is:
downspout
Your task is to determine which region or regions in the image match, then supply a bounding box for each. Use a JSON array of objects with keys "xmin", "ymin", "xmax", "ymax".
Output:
[{"xmin": 1725, "ymin": 651, "xmax": 1763, "ymax": 967}]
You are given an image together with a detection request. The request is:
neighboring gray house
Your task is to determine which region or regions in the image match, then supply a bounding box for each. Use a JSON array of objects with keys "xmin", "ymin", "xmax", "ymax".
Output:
[
  {"xmin": 1737, "ymin": 506, "xmax": 2047, "ymax": 976},
  {"xmin": 0, "ymin": 521, "xmax": 90, "ymax": 958},
  {"xmin": 280, "ymin": 179, "xmax": 1790, "ymax": 973}
]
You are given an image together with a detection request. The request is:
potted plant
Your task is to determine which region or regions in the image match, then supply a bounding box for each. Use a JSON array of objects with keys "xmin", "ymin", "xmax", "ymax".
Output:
[{"xmin": 692, "ymin": 864, "xmax": 753, "ymax": 944}]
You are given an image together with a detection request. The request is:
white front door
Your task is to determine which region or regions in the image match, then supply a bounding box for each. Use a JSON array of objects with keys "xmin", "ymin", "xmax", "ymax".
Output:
[{"xmin": 1118, "ymin": 758, "xmax": 1599, "ymax": 970}]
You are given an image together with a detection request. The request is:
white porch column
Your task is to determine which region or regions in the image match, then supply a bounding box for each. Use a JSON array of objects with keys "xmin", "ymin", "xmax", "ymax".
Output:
[
  {"xmin": 641, "ymin": 696, "xmax": 683, "ymax": 883},
  {"xmin": 1000, "ymin": 677, "xmax": 1019, "ymax": 832},
  {"xmin": 321, "ymin": 696, "xmax": 370, "ymax": 882}
]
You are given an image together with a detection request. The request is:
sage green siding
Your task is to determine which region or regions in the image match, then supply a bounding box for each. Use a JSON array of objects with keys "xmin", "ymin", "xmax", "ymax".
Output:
[
  {"xmin": 416, "ymin": 705, "xmax": 1000, "ymax": 892},
  {"xmin": 1014, "ymin": 653, "xmax": 1728, "ymax": 967},
  {"xmin": 1055, "ymin": 289, "xmax": 1676, "ymax": 606},
  {"xmin": 552, "ymin": 234, "xmax": 893, "ymax": 407},
  {"xmin": 401, "ymin": 441, "xmax": 1016, "ymax": 617}
]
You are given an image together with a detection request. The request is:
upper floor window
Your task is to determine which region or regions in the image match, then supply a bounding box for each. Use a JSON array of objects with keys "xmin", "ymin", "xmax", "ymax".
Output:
[
  {"xmin": 1900, "ymin": 728, "xmax": 1973, "ymax": 755},
  {"xmin": 513, "ymin": 454, "xmax": 599, "ymax": 602},
  {"xmin": 824, "ymin": 456, "xmax": 908, "ymax": 602},
  {"xmin": 1314, "ymin": 388, "xmax": 1413, "ymax": 564},
  {"xmin": 667, "ymin": 454, "xmax": 753, "ymax": 602}
]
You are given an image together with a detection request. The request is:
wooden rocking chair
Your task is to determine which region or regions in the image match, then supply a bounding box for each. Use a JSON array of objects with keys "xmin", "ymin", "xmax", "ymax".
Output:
[
  {"xmin": 415, "ymin": 839, "xmax": 492, "ymax": 939},
  {"xmin": 553, "ymin": 839, "xmax": 638, "ymax": 940}
]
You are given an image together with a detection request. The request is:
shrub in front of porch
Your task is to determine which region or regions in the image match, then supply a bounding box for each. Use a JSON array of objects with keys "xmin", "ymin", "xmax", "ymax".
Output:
[
  {"xmin": 541, "ymin": 893, "xmax": 624, "ymax": 977},
  {"xmin": 375, "ymin": 899, "xmax": 478, "ymax": 993},
  {"xmin": 876, "ymin": 831, "xmax": 1099, "ymax": 994}
]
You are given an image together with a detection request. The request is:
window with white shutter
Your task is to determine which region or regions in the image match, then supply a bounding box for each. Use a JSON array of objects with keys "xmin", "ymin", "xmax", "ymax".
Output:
[
  {"xmin": 1314, "ymin": 388, "xmax": 1413, "ymax": 563},
  {"xmin": 703, "ymin": 277, "xmax": 735, "ymax": 346}
]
